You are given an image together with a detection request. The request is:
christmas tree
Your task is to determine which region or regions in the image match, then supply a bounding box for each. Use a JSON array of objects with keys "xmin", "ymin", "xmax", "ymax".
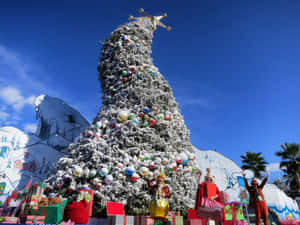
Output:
[{"xmin": 45, "ymin": 9, "xmax": 199, "ymax": 216}]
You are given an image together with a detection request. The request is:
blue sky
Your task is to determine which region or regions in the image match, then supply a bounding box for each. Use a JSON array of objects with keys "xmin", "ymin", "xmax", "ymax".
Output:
[{"xmin": 0, "ymin": 0, "xmax": 300, "ymax": 170}]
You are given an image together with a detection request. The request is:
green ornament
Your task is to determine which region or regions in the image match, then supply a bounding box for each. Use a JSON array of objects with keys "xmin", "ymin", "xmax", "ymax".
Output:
[
  {"xmin": 129, "ymin": 114, "xmax": 135, "ymax": 120},
  {"xmin": 122, "ymin": 71, "xmax": 127, "ymax": 76},
  {"xmin": 144, "ymin": 121, "xmax": 149, "ymax": 127}
]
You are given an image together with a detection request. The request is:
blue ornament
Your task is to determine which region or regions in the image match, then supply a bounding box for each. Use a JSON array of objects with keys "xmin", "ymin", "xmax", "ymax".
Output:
[
  {"xmin": 144, "ymin": 107, "xmax": 150, "ymax": 114},
  {"xmin": 99, "ymin": 168, "xmax": 108, "ymax": 177},
  {"xmin": 152, "ymin": 72, "xmax": 156, "ymax": 77},
  {"xmin": 182, "ymin": 159, "xmax": 189, "ymax": 166},
  {"xmin": 136, "ymin": 43, "xmax": 140, "ymax": 47},
  {"xmin": 132, "ymin": 119, "xmax": 139, "ymax": 126},
  {"xmin": 137, "ymin": 73, "xmax": 142, "ymax": 78},
  {"xmin": 122, "ymin": 35, "xmax": 126, "ymax": 41},
  {"xmin": 125, "ymin": 168, "xmax": 134, "ymax": 176}
]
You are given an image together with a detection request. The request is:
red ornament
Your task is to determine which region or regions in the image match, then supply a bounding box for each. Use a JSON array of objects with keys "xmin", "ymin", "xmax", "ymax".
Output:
[
  {"xmin": 56, "ymin": 184, "xmax": 61, "ymax": 189},
  {"xmin": 123, "ymin": 77, "xmax": 128, "ymax": 83},
  {"xmin": 109, "ymin": 43, "xmax": 114, "ymax": 48},
  {"xmin": 131, "ymin": 176, "xmax": 138, "ymax": 182},
  {"xmin": 165, "ymin": 116, "xmax": 171, "ymax": 121},
  {"xmin": 139, "ymin": 112, "xmax": 145, "ymax": 117},
  {"xmin": 125, "ymin": 39, "xmax": 130, "ymax": 43},
  {"xmin": 135, "ymin": 24, "xmax": 140, "ymax": 28},
  {"xmin": 149, "ymin": 118, "xmax": 157, "ymax": 127},
  {"xmin": 176, "ymin": 160, "xmax": 182, "ymax": 164},
  {"xmin": 173, "ymin": 166, "xmax": 177, "ymax": 172},
  {"xmin": 149, "ymin": 164, "xmax": 155, "ymax": 170},
  {"xmin": 130, "ymin": 67, "xmax": 136, "ymax": 72},
  {"xmin": 111, "ymin": 123, "xmax": 116, "ymax": 128}
]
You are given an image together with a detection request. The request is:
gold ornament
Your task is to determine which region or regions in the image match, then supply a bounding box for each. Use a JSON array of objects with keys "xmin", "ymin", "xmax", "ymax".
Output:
[{"xmin": 149, "ymin": 199, "xmax": 169, "ymax": 218}]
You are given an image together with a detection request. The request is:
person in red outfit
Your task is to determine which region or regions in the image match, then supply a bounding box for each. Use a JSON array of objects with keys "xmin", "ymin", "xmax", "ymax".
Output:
[
  {"xmin": 195, "ymin": 168, "xmax": 224, "ymax": 225},
  {"xmin": 242, "ymin": 171, "xmax": 269, "ymax": 225}
]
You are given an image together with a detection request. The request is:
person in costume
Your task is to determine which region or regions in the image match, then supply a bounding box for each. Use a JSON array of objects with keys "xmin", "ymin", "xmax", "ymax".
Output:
[
  {"xmin": 242, "ymin": 171, "xmax": 269, "ymax": 225},
  {"xmin": 195, "ymin": 168, "xmax": 224, "ymax": 225},
  {"xmin": 148, "ymin": 172, "xmax": 171, "ymax": 199}
]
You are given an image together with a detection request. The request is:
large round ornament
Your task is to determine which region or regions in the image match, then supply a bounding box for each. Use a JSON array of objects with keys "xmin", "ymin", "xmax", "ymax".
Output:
[
  {"xmin": 89, "ymin": 169, "xmax": 97, "ymax": 178},
  {"xmin": 105, "ymin": 175, "xmax": 113, "ymax": 184},
  {"xmin": 131, "ymin": 173, "xmax": 139, "ymax": 182},
  {"xmin": 73, "ymin": 166, "xmax": 83, "ymax": 177},
  {"xmin": 149, "ymin": 199, "xmax": 169, "ymax": 218},
  {"xmin": 99, "ymin": 168, "xmax": 109, "ymax": 177},
  {"xmin": 117, "ymin": 111, "xmax": 129, "ymax": 122},
  {"xmin": 139, "ymin": 167, "xmax": 149, "ymax": 177},
  {"xmin": 125, "ymin": 167, "xmax": 135, "ymax": 176}
]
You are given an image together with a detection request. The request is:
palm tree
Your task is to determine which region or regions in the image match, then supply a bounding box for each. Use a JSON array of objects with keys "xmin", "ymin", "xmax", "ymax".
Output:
[
  {"xmin": 275, "ymin": 143, "xmax": 300, "ymax": 194},
  {"xmin": 240, "ymin": 152, "xmax": 268, "ymax": 179}
]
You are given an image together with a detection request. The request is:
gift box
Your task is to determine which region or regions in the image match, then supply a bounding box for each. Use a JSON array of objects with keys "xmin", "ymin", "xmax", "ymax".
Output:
[
  {"xmin": 134, "ymin": 216, "xmax": 154, "ymax": 225},
  {"xmin": 108, "ymin": 215, "xmax": 134, "ymax": 225},
  {"xmin": 224, "ymin": 204, "xmax": 233, "ymax": 221},
  {"xmin": 79, "ymin": 189, "xmax": 94, "ymax": 217},
  {"xmin": 29, "ymin": 205, "xmax": 46, "ymax": 216},
  {"xmin": 1, "ymin": 216, "xmax": 19, "ymax": 223},
  {"xmin": 166, "ymin": 216, "xmax": 183, "ymax": 225},
  {"xmin": 45, "ymin": 202, "xmax": 64, "ymax": 224},
  {"xmin": 26, "ymin": 215, "xmax": 45, "ymax": 224}
]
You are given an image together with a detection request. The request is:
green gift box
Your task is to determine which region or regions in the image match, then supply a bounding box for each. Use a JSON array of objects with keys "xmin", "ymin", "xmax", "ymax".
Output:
[
  {"xmin": 234, "ymin": 206, "xmax": 244, "ymax": 220},
  {"xmin": 166, "ymin": 216, "xmax": 183, "ymax": 225},
  {"xmin": 30, "ymin": 206, "xmax": 46, "ymax": 216},
  {"xmin": 45, "ymin": 203, "xmax": 63, "ymax": 224},
  {"xmin": 224, "ymin": 204, "xmax": 233, "ymax": 221}
]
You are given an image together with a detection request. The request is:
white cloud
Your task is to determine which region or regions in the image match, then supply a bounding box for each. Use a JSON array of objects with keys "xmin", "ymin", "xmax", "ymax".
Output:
[
  {"xmin": 267, "ymin": 163, "xmax": 281, "ymax": 172},
  {"xmin": 24, "ymin": 123, "xmax": 37, "ymax": 133},
  {"xmin": 0, "ymin": 45, "xmax": 28, "ymax": 79},
  {"xmin": 0, "ymin": 86, "xmax": 36, "ymax": 111}
]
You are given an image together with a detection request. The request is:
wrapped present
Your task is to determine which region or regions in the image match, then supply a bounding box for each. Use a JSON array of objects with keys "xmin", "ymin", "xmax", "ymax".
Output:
[
  {"xmin": 134, "ymin": 216, "xmax": 154, "ymax": 225},
  {"xmin": 29, "ymin": 205, "xmax": 46, "ymax": 216},
  {"xmin": 45, "ymin": 202, "xmax": 64, "ymax": 224},
  {"xmin": 224, "ymin": 204, "xmax": 233, "ymax": 221},
  {"xmin": 233, "ymin": 204, "xmax": 244, "ymax": 221},
  {"xmin": 108, "ymin": 215, "xmax": 134, "ymax": 225},
  {"xmin": 166, "ymin": 216, "xmax": 183, "ymax": 225},
  {"xmin": 1, "ymin": 216, "xmax": 19, "ymax": 223},
  {"xmin": 64, "ymin": 200, "xmax": 89, "ymax": 224},
  {"xmin": 26, "ymin": 215, "xmax": 45, "ymax": 224},
  {"xmin": 184, "ymin": 219, "xmax": 205, "ymax": 225},
  {"xmin": 79, "ymin": 189, "xmax": 94, "ymax": 217}
]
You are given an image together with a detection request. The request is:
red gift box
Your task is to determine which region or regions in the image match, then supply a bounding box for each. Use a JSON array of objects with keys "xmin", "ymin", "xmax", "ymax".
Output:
[
  {"xmin": 26, "ymin": 215, "xmax": 45, "ymax": 224},
  {"xmin": 79, "ymin": 189, "xmax": 94, "ymax": 217},
  {"xmin": 187, "ymin": 209, "xmax": 206, "ymax": 225}
]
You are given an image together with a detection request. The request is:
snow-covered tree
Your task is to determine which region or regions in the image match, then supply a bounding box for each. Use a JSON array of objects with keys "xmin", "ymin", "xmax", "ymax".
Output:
[{"xmin": 45, "ymin": 9, "xmax": 199, "ymax": 216}]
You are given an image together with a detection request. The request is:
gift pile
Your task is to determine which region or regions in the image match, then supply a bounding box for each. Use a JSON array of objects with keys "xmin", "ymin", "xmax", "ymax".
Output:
[
  {"xmin": 0, "ymin": 181, "xmax": 94, "ymax": 224},
  {"xmin": 44, "ymin": 10, "xmax": 199, "ymax": 216}
]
